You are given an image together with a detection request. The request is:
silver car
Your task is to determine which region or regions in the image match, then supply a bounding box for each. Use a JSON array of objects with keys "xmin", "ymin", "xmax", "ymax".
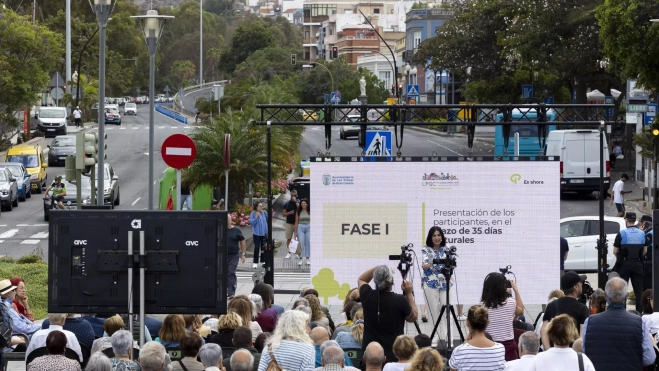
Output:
[
  {"xmin": 340, "ymin": 115, "xmax": 360, "ymax": 139},
  {"xmin": 0, "ymin": 168, "xmax": 19, "ymax": 212}
]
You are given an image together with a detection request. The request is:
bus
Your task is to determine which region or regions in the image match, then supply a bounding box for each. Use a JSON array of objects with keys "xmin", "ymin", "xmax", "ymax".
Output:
[{"xmin": 494, "ymin": 108, "xmax": 558, "ymax": 156}]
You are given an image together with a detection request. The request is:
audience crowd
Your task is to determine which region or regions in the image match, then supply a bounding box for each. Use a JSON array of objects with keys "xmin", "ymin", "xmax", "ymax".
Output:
[{"xmin": 0, "ymin": 264, "xmax": 657, "ymax": 371}]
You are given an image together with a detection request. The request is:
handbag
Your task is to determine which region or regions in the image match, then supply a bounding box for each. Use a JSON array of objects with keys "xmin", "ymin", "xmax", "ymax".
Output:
[{"xmin": 288, "ymin": 238, "xmax": 299, "ymax": 254}]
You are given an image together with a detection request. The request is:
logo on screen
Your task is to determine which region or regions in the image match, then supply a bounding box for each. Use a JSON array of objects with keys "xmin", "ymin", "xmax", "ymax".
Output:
[
  {"xmin": 321, "ymin": 174, "xmax": 354, "ymax": 186},
  {"xmin": 322, "ymin": 174, "xmax": 331, "ymax": 186},
  {"xmin": 510, "ymin": 174, "xmax": 522, "ymax": 184},
  {"xmin": 421, "ymin": 172, "xmax": 459, "ymax": 187}
]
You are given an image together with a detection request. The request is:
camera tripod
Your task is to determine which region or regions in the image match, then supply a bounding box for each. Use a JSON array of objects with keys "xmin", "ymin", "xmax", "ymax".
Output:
[
  {"xmin": 398, "ymin": 267, "xmax": 422, "ymax": 335},
  {"xmin": 429, "ymin": 271, "xmax": 465, "ymax": 352}
]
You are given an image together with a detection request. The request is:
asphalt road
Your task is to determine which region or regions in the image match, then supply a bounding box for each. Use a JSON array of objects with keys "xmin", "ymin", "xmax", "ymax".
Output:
[
  {"xmin": 182, "ymin": 87, "xmax": 214, "ymax": 113},
  {"xmin": 0, "ymin": 108, "xmax": 190, "ymax": 259}
]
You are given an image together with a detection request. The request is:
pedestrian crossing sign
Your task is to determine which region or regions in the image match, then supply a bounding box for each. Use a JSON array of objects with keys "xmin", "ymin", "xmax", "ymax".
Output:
[
  {"xmin": 407, "ymin": 84, "xmax": 420, "ymax": 97},
  {"xmin": 364, "ymin": 130, "xmax": 392, "ymax": 156}
]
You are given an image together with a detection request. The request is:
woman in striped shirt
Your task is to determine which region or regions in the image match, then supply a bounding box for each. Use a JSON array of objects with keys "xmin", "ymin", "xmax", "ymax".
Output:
[
  {"xmin": 257, "ymin": 310, "xmax": 316, "ymax": 371},
  {"xmin": 449, "ymin": 305, "xmax": 506, "ymax": 371},
  {"xmin": 480, "ymin": 273, "xmax": 524, "ymax": 361}
]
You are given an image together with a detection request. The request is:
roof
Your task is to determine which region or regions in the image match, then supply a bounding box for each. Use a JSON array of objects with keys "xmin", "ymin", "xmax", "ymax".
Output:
[
  {"xmin": 283, "ymin": 8, "xmax": 298, "ymax": 13},
  {"xmin": 7, "ymin": 144, "xmax": 39, "ymax": 155}
]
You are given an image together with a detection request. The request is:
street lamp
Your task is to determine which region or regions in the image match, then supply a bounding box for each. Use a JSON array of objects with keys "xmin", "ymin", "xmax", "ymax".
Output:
[
  {"xmin": 303, "ymin": 63, "xmax": 335, "ymax": 94},
  {"xmin": 404, "ymin": 63, "xmax": 417, "ymax": 102},
  {"xmin": 132, "ymin": 10, "xmax": 174, "ymax": 210},
  {"xmin": 89, "ymin": 0, "xmax": 117, "ymax": 205}
]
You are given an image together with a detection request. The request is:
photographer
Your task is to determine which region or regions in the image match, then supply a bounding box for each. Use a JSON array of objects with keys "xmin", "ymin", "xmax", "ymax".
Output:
[
  {"xmin": 481, "ymin": 273, "xmax": 524, "ymax": 361},
  {"xmin": 421, "ymin": 227, "xmax": 463, "ymax": 343},
  {"xmin": 358, "ymin": 265, "xmax": 417, "ymax": 364},
  {"xmin": 539, "ymin": 271, "xmax": 589, "ymax": 351}
]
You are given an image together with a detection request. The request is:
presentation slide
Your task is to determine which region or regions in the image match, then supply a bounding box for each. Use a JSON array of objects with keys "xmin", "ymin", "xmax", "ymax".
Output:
[{"xmin": 309, "ymin": 160, "xmax": 560, "ymax": 306}]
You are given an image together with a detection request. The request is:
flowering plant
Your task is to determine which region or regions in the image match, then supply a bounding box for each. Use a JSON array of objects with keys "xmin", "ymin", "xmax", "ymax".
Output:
[
  {"xmin": 230, "ymin": 203, "xmax": 276, "ymax": 226},
  {"xmin": 251, "ymin": 179, "xmax": 289, "ymax": 197}
]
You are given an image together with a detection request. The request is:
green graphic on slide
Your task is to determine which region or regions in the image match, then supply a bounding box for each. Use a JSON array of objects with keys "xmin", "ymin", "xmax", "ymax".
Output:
[{"xmin": 311, "ymin": 268, "xmax": 351, "ymax": 305}]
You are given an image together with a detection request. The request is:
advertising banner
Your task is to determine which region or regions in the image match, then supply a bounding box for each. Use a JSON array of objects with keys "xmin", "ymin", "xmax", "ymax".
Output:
[{"xmin": 310, "ymin": 161, "xmax": 560, "ymax": 305}]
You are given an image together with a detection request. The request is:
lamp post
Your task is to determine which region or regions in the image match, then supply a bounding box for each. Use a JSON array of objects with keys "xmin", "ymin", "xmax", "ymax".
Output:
[
  {"xmin": 90, "ymin": 0, "xmax": 116, "ymax": 206},
  {"xmin": 359, "ymin": 10, "xmax": 398, "ymax": 99},
  {"xmin": 302, "ymin": 63, "xmax": 334, "ymax": 93},
  {"xmin": 199, "ymin": 0, "xmax": 203, "ymax": 84},
  {"xmin": 132, "ymin": 10, "xmax": 174, "ymax": 210},
  {"xmin": 404, "ymin": 63, "xmax": 417, "ymax": 103}
]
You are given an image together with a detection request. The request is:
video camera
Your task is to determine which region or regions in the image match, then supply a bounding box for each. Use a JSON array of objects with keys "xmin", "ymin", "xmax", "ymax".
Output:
[
  {"xmin": 389, "ymin": 244, "xmax": 414, "ymax": 277},
  {"xmin": 432, "ymin": 245, "xmax": 458, "ymax": 277},
  {"xmin": 578, "ymin": 280, "xmax": 595, "ymax": 305},
  {"xmin": 500, "ymin": 265, "xmax": 513, "ymax": 297}
]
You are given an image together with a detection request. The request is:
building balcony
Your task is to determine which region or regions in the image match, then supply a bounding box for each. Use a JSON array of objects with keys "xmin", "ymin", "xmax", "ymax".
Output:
[
  {"xmin": 336, "ymin": 35, "xmax": 378, "ymax": 42},
  {"xmin": 302, "ymin": 22, "xmax": 322, "ymax": 26},
  {"xmin": 406, "ymin": 8, "xmax": 454, "ymax": 22}
]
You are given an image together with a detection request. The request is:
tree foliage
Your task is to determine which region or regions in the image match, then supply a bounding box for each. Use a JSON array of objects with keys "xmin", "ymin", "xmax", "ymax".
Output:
[
  {"xmin": 219, "ymin": 22, "xmax": 276, "ymax": 74},
  {"xmin": 171, "ymin": 60, "xmax": 197, "ymax": 89},
  {"xmin": 0, "ymin": 9, "xmax": 63, "ymax": 130},
  {"xmin": 596, "ymin": 0, "xmax": 659, "ymax": 91}
]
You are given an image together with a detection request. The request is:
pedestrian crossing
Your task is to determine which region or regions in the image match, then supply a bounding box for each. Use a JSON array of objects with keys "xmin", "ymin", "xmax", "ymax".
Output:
[
  {"xmin": 104, "ymin": 124, "xmax": 193, "ymax": 131},
  {"xmin": 0, "ymin": 224, "xmax": 49, "ymax": 247}
]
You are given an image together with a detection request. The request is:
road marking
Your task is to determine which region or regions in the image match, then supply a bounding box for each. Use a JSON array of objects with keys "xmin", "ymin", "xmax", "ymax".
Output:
[
  {"xmin": 426, "ymin": 139, "xmax": 463, "ymax": 156},
  {"xmin": 0, "ymin": 241, "xmax": 5, "ymax": 244},
  {"xmin": 162, "ymin": 168, "xmax": 168, "ymax": 173},
  {"xmin": 158, "ymin": 126, "xmax": 165, "ymax": 129},
  {"xmin": 165, "ymin": 147, "xmax": 192, "ymax": 156},
  {"xmin": 17, "ymin": 224, "xmax": 48, "ymax": 227},
  {"xmin": 119, "ymin": 127, "xmax": 126, "ymax": 130},
  {"xmin": 106, "ymin": 128, "xmax": 113, "ymax": 130},
  {"xmin": 0, "ymin": 230, "xmax": 19, "ymax": 239},
  {"xmin": 144, "ymin": 153, "xmax": 149, "ymax": 155},
  {"xmin": 29, "ymin": 232, "xmax": 49, "ymax": 239},
  {"xmin": 132, "ymin": 127, "xmax": 139, "ymax": 130},
  {"xmin": 153, "ymin": 181, "xmax": 157, "ymax": 185},
  {"xmin": 0, "ymin": 225, "xmax": 7, "ymax": 227},
  {"xmin": 132, "ymin": 197, "xmax": 141, "ymax": 206},
  {"xmin": 20, "ymin": 240, "xmax": 40, "ymax": 245}
]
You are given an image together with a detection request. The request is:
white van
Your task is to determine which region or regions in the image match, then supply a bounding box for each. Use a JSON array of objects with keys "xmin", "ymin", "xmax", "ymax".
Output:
[{"xmin": 544, "ymin": 130, "xmax": 610, "ymax": 195}]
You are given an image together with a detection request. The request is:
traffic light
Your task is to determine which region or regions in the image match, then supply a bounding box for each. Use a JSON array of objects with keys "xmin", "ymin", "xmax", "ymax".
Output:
[
  {"xmin": 391, "ymin": 84, "xmax": 395, "ymax": 95},
  {"xmin": 332, "ymin": 46, "xmax": 338, "ymax": 59},
  {"xmin": 290, "ymin": 54, "xmax": 296, "ymax": 65},
  {"xmin": 398, "ymin": 84, "xmax": 403, "ymax": 98},
  {"xmin": 76, "ymin": 133, "xmax": 107, "ymax": 173},
  {"xmin": 653, "ymin": 120, "xmax": 659, "ymax": 137}
]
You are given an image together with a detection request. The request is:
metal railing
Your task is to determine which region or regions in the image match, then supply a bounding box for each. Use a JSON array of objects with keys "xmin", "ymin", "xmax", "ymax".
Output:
[{"xmin": 172, "ymin": 80, "xmax": 228, "ymax": 115}]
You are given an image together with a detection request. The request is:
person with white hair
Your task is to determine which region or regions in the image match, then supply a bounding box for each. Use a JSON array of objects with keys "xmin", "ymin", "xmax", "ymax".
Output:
[
  {"xmin": 110, "ymin": 330, "xmax": 140, "ymax": 370},
  {"xmin": 230, "ymin": 349, "xmax": 254, "ymax": 371},
  {"xmin": 257, "ymin": 310, "xmax": 315, "ymax": 371},
  {"xmin": 85, "ymin": 352, "xmax": 112, "ymax": 371},
  {"xmin": 504, "ymin": 331, "xmax": 538, "ymax": 371},
  {"xmin": 139, "ymin": 341, "xmax": 168, "ymax": 371},
  {"xmin": 318, "ymin": 346, "xmax": 349, "ymax": 371},
  {"xmin": 248, "ymin": 293, "xmax": 275, "ymax": 333},
  {"xmin": 198, "ymin": 343, "xmax": 223, "ymax": 371},
  {"xmin": 357, "ymin": 265, "xmax": 417, "ymax": 364},
  {"xmin": 26, "ymin": 313, "xmax": 83, "ymax": 361}
]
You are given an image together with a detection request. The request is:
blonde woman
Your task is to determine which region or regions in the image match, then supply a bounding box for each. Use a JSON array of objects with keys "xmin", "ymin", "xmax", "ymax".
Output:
[
  {"xmin": 531, "ymin": 314, "xmax": 595, "ymax": 371},
  {"xmin": 383, "ymin": 335, "xmax": 418, "ymax": 371},
  {"xmin": 406, "ymin": 347, "xmax": 444, "ymax": 371},
  {"xmin": 304, "ymin": 294, "xmax": 330, "ymax": 333},
  {"xmin": 208, "ymin": 311, "xmax": 243, "ymax": 349},
  {"xmin": 335, "ymin": 309, "xmax": 363, "ymax": 349},
  {"xmin": 257, "ymin": 310, "xmax": 315, "ymax": 371},
  {"xmin": 229, "ymin": 295, "xmax": 263, "ymax": 340}
]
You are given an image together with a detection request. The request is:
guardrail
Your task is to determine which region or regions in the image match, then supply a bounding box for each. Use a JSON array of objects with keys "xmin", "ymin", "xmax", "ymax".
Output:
[
  {"xmin": 173, "ymin": 80, "xmax": 228, "ymax": 114},
  {"xmin": 155, "ymin": 103, "xmax": 188, "ymax": 125}
]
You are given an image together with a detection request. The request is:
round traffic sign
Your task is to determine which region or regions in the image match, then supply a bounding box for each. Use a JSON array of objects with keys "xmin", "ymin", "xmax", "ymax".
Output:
[
  {"xmin": 161, "ymin": 134, "xmax": 197, "ymax": 169},
  {"xmin": 51, "ymin": 87, "xmax": 64, "ymax": 100}
]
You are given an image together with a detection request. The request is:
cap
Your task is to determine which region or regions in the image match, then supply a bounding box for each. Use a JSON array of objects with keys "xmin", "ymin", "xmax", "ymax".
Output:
[
  {"xmin": 0, "ymin": 279, "xmax": 17, "ymax": 295},
  {"xmin": 641, "ymin": 215, "xmax": 652, "ymax": 223},
  {"xmin": 625, "ymin": 212, "xmax": 637, "ymax": 220},
  {"xmin": 560, "ymin": 271, "xmax": 587, "ymax": 290}
]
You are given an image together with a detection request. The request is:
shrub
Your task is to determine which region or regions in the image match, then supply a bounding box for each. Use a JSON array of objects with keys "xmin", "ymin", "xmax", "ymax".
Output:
[
  {"xmin": 32, "ymin": 130, "xmax": 44, "ymax": 138},
  {"xmin": 0, "ymin": 259, "xmax": 48, "ymax": 320}
]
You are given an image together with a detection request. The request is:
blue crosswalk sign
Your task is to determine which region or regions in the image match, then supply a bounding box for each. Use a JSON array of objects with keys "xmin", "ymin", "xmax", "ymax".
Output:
[
  {"xmin": 407, "ymin": 85, "xmax": 420, "ymax": 97},
  {"xmin": 522, "ymin": 84, "xmax": 533, "ymax": 99},
  {"xmin": 365, "ymin": 131, "xmax": 392, "ymax": 157}
]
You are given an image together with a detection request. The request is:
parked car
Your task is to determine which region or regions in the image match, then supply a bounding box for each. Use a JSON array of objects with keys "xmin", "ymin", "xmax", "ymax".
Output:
[
  {"xmin": 92, "ymin": 163, "xmax": 120, "ymax": 207},
  {"xmin": 5, "ymin": 144, "xmax": 48, "ymax": 193},
  {"xmin": 561, "ymin": 216, "xmax": 626, "ymax": 272},
  {"xmin": 47, "ymin": 135, "xmax": 76, "ymax": 166},
  {"xmin": 43, "ymin": 175, "xmax": 92, "ymax": 221},
  {"xmin": 0, "ymin": 168, "xmax": 19, "ymax": 211},
  {"xmin": 340, "ymin": 115, "xmax": 360, "ymax": 139},
  {"xmin": 0, "ymin": 163, "xmax": 31, "ymax": 201},
  {"xmin": 124, "ymin": 103, "xmax": 137, "ymax": 115}
]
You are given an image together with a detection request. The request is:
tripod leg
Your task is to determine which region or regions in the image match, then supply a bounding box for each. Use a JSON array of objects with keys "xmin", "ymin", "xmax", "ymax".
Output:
[
  {"xmin": 448, "ymin": 305, "xmax": 465, "ymax": 343},
  {"xmin": 429, "ymin": 305, "xmax": 447, "ymax": 341},
  {"xmin": 413, "ymin": 320, "xmax": 422, "ymax": 335}
]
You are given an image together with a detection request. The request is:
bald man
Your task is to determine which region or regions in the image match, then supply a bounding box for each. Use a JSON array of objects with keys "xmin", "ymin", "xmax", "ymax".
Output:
[
  {"xmin": 363, "ymin": 342, "xmax": 385, "ymax": 371},
  {"xmin": 230, "ymin": 349, "xmax": 254, "ymax": 371},
  {"xmin": 311, "ymin": 327, "xmax": 330, "ymax": 346}
]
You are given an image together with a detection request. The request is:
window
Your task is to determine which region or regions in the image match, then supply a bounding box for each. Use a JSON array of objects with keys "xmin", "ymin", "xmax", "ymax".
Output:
[
  {"xmin": 560, "ymin": 220, "xmax": 587, "ymax": 238},
  {"xmin": 305, "ymin": 31, "xmax": 310, "ymax": 39},
  {"xmin": 378, "ymin": 71, "xmax": 392, "ymax": 87},
  {"xmin": 390, "ymin": 8, "xmax": 394, "ymax": 14},
  {"xmin": 587, "ymin": 221, "xmax": 621, "ymax": 236},
  {"xmin": 374, "ymin": 8, "xmax": 380, "ymax": 13},
  {"xmin": 413, "ymin": 31, "xmax": 422, "ymax": 49},
  {"xmin": 304, "ymin": 4, "xmax": 336, "ymax": 17},
  {"xmin": 357, "ymin": 32, "xmax": 364, "ymax": 39},
  {"xmin": 329, "ymin": 28, "xmax": 334, "ymax": 36}
]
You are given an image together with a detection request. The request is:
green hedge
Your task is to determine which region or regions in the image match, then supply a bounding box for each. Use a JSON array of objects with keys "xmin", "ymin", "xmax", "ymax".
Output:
[{"xmin": 0, "ymin": 255, "xmax": 48, "ymax": 320}]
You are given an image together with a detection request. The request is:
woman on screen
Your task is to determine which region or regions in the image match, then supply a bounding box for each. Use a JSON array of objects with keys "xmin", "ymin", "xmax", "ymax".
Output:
[
  {"xmin": 480, "ymin": 273, "xmax": 524, "ymax": 361},
  {"xmin": 294, "ymin": 199, "xmax": 311, "ymax": 266},
  {"xmin": 421, "ymin": 226, "xmax": 455, "ymax": 343}
]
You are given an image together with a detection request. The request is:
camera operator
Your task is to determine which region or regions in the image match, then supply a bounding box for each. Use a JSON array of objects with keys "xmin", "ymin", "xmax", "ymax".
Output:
[
  {"xmin": 539, "ymin": 271, "xmax": 589, "ymax": 351},
  {"xmin": 481, "ymin": 273, "xmax": 524, "ymax": 361},
  {"xmin": 613, "ymin": 212, "xmax": 645, "ymax": 312},
  {"xmin": 358, "ymin": 265, "xmax": 417, "ymax": 364},
  {"xmin": 420, "ymin": 227, "xmax": 463, "ymax": 343}
]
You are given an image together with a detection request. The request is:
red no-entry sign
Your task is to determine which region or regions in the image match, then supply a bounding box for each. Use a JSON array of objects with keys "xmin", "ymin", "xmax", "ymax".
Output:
[{"xmin": 161, "ymin": 134, "xmax": 197, "ymax": 169}]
